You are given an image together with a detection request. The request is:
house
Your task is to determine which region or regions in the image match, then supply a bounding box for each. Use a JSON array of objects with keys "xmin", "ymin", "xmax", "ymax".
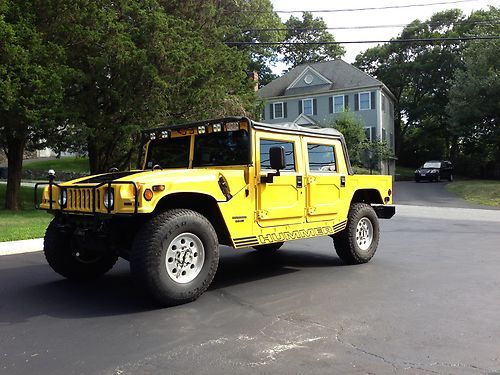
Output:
[{"xmin": 258, "ymin": 59, "xmax": 396, "ymax": 174}]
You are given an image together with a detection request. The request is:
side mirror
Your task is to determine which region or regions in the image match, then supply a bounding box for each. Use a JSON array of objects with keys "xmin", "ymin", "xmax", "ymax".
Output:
[
  {"xmin": 261, "ymin": 146, "xmax": 285, "ymax": 183},
  {"xmin": 269, "ymin": 146, "xmax": 286, "ymax": 171}
]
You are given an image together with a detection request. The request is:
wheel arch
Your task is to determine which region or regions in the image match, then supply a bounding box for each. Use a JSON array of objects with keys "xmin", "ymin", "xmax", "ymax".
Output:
[
  {"xmin": 153, "ymin": 192, "xmax": 231, "ymax": 246},
  {"xmin": 350, "ymin": 189, "xmax": 384, "ymax": 205}
]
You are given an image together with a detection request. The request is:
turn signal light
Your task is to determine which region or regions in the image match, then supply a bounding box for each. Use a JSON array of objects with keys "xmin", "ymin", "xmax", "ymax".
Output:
[
  {"xmin": 144, "ymin": 189, "xmax": 154, "ymax": 201},
  {"xmin": 384, "ymin": 197, "xmax": 390, "ymax": 203},
  {"xmin": 152, "ymin": 185, "xmax": 165, "ymax": 192},
  {"xmin": 388, "ymin": 189, "xmax": 392, "ymax": 196}
]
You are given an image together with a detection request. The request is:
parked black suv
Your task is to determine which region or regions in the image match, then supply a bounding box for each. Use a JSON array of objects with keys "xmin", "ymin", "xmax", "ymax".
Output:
[{"xmin": 414, "ymin": 160, "xmax": 453, "ymax": 182}]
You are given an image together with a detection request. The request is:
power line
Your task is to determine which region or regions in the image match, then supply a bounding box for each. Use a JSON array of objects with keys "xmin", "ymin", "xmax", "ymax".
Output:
[
  {"xmin": 273, "ymin": 0, "xmax": 480, "ymax": 13},
  {"xmin": 226, "ymin": 35, "xmax": 500, "ymax": 46},
  {"xmin": 243, "ymin": 19, "xmax": 500, "ymax": 33}
]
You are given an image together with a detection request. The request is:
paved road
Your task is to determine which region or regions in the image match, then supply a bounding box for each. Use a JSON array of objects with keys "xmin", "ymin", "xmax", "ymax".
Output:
[
  {"xmin": 394, "ymin": 180, "xmax": 499, "ymax": 210},
  {"xmin": 1, "ymin": 210, "xmax": 500, "ymax": 374}
]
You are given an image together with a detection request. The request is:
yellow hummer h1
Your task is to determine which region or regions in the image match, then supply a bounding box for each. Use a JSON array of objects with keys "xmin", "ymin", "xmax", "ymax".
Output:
[{"xmin": 36, "ymin": 116, "xmax": 395, "ymax": 306}]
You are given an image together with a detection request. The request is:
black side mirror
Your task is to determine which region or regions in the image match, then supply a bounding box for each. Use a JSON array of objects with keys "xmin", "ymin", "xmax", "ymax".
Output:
[
  {"xmin": 261, "ymin": 146, "xmax": 285, "ymax": 183},
  {"xmin": 269, "ymin": 146, "xmax": 286, "ymax": 171}
]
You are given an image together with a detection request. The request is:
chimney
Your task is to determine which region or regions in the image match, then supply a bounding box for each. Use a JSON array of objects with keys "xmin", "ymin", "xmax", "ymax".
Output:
[{"xmin": 248, "ymin": 70, "xmax": 259, "ymax": 91}]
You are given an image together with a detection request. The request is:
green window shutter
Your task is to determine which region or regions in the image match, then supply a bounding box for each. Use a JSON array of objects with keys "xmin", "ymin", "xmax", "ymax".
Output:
[
  {"xmin": 284, "ymin": 102, "xmax": 288, "ymax": 118},
  {"xmin": 298, "ymin": 100, "xmax": 302, "ymax": 114},
  {"xmin": 354, "ymin": 94, "xmax": 359, "ymax": 111},
  {"xmin": 313, "ymin": 98, "xmax": 317, "ymax": 115},
  {"xmin": 371, "ymin": 92, "xmax": 376, "ymax": 110},
  {"xmin": 329, "ymin": 97, "xmax": 333, "ymax": 113},
  {"xmin": 344, "ymin": 95, "xmax": 349, "ymax": 110},
  {"xmin": 269, "ymin": 104, "xmax": 274, "ymax": 119}
]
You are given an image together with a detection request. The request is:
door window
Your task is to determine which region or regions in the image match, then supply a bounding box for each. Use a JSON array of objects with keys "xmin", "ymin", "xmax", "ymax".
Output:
[
  {"xmin": 307, "ymin": 144, "xmax": 336, "ymax": 172},
  {"xmin": 260, "ymin": 140, "xmax": 295, "ymax": 171}
]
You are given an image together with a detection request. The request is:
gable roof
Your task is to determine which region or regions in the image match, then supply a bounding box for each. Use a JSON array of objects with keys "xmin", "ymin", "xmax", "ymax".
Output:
[{"xmin": 259, "ymin": 59, "xmax": 385, "ymax": 99}]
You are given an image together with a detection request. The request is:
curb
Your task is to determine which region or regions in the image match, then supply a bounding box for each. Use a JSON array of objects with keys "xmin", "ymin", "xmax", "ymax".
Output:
[{"xmin": 0, "ymin": 238, "xmax": 43, "ymax": 256}]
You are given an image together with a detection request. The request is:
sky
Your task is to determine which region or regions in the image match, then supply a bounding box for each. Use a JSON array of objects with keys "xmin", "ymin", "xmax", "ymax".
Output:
[{"xmin": 269, "ymin": 0, "xmax": 497, "ymax": 73}]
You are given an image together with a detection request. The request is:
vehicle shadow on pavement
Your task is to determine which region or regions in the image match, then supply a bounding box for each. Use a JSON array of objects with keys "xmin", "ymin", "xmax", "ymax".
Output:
[
  {"xmin": 211, "ymin": 245, "xmax": 343, "ymax": 290},
  {"xmin": 0, "ymin": 246, "xmax": 344, "ymax": 322}
]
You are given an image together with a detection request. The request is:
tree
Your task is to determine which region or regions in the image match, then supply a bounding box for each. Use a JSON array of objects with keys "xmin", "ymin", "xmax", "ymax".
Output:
[
  {"xmin": 355, "ymin": 7, "xmax": 499, "ymax": 170},
  {"xmin": 323, "ymin": 111, "xmax": 365, "ymax": 164},
  {"xmin": 447, "ymin": 7, "xmax": 500, "ymax": 175},
  {"xmin": 43, "ymin": 1, "xmax": 258, "ymax": 173},
  {"xmin": 280, "ymin": 12, "xmax": 344, "ymax": 68},
  {"xmin": 0, "ymin": 1, "xmax": 66, "ymax": 209}
]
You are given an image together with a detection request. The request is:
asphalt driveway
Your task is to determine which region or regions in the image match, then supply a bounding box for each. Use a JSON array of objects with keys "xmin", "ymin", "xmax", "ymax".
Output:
[{"xmin": 393, "ymin": 180, "xmax": 497, "ymax": 209}]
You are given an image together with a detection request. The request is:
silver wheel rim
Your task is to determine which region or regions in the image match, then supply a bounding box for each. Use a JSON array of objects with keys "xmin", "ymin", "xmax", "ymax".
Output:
[
  {"xmin": 356, "ymin": 217, "xmax": 373, "ymax": 251},
  {"xmin": 164, "ymin": 232, "xmax": 205, "ymax": 284}
]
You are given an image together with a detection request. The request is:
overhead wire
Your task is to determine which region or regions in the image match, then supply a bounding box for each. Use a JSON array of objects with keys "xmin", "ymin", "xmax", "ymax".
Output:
[
  {"xmin": 226, "ymin": 35, "xmax": 500, "ymax": 46},
  {"xmin": 271, "ymin": 0, "xmax": 481, "ymax": 13}
]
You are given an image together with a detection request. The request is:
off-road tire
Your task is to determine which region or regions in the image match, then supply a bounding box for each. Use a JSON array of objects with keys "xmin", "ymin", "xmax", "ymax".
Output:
[
  {"xmin": 333, "ymin": 203, "xmax": 380, "ymax": 264},
  {"xmin": 130, "ymin": 209, "xmax": 219, "ymax": 307},
  {"xmin": 252, "ymin": 242, "xmax": 284, "ymax": 253},
  {"xmin": 44, "ymin": 217, "xmax": 118, "ymax": 280}
]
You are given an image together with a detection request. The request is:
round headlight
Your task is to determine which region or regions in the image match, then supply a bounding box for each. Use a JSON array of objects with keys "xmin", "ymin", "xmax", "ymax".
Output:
[
  {"xmin": 103, "ymin": 188, "xmax": 114, "ymax": 208},
  {"xmin": 58, "ymin": 189, "xmax": 67, "ymax": 206}
]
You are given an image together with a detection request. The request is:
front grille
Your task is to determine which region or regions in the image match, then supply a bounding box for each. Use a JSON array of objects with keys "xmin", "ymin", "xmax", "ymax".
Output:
[{"xmin": 67, "ymin": 188, "xmax": 96, "ymax": 212}]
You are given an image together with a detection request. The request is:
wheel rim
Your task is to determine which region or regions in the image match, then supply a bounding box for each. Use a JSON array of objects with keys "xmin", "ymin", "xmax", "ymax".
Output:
[
  {"xmin": 356, "ymin": 217, "xmax": 373, "ymax": 251},
  {"xmin": 164, "ymin": 232, "xmax": 205, "ymax": 284}
]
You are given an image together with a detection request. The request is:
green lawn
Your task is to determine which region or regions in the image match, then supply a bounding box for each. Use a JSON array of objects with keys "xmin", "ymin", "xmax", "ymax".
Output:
[
  {"xmin": 396, "ymin": 166, "xmax": 415, "ymax": 179},
  {"xmin": 24, "ymin": 157, "xmax": 89, "ymax": 173},
  {"xmin": 446, "ymin": 180, "xmax": 500, "ymax": 207},
  {"xmin": 0, "ymin": 184, "xmax": 52, "ymax": 242}
]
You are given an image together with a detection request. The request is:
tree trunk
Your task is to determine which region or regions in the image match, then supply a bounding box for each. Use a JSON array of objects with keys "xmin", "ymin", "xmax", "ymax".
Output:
[{"xmin": 5, "ymin": 139, "xmax": 25, "ymax": 210}]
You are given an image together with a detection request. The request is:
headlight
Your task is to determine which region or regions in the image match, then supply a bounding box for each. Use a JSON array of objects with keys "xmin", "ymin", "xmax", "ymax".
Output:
[
  {"xmin": 58, "ymin": 189, "xmax": 67, "ymax": 206},
  {"xmin": 415, "ymin": 169, "xmax": 419, "ymax": 173},
  {"xmin": 103, "ymin": 188, "xmax": 114, "ymax": 209}
]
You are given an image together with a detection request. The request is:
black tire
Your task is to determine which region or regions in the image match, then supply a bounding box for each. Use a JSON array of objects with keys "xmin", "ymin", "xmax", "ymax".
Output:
[
  {"xmin": 436, "ymin": 175, "xmax": 441, "ymax": 182},
  {"xmin": 130, "ymin": 209, "xmax": 219, "ymax": 306},
  {"xmin": 448, "ymin": 174, "xmax": 453, "ymax": 182},
  {"xmin": 44, "ymin": 217, "xmax": 118, "ymax": 280},
  {"xmin": 333, "ymin": 203, "xmax": 380, "ymax": 264},
  {"xmin": 252, "ymin": 242, "xmax": 284, "ymax": 253},
  {"xmin": 415, "ymin": 177, "xmax": 420, "ymax": 183}
]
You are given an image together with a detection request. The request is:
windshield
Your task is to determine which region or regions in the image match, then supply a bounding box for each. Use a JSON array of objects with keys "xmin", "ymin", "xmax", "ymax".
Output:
[
  {"xmin": 145, "ymin": 129, "xmax": 249, "ymax": 169},
  {"xmin": 423, "ymin": 162, "xmax": 441, "ymax": 168}
]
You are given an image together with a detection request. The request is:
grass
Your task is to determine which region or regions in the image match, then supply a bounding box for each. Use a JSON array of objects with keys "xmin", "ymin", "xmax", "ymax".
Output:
[
  {"xmin": 396, "ymin": 166, "xmax": 415, "ymax": 179},
  {"xmin": 0, "ymin": 184, "xmax": 52, "ymax": 242},
  {"xmin": 446, "ymin": 180, "xmax": 500, "ymax": 207},
  {"xmin": 24, "ymin": 157, "xmax": 89, "ymax": 173}
]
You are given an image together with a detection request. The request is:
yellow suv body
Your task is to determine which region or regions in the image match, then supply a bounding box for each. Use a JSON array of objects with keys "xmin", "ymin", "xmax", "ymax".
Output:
[{"xmin": 37, "ymin": 116, "xmax": 394, "ymax": 306}]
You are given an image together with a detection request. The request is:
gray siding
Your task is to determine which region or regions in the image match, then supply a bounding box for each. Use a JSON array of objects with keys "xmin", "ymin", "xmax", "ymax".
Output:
[{"xmin": 261, "ymin": 89, "xmax": 396, "ymax": 156}]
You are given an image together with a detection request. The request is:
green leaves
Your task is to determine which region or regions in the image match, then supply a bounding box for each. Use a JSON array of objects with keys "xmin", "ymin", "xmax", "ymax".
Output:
[{"xmin": 280, "ymin": 12, "xmax": 345, "ymax": 68}]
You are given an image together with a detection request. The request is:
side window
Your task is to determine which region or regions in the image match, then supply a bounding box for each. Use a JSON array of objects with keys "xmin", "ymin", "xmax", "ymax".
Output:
[
  {"xmin": 307, "ymin": 144, "xmax": 336, "ymax": 172},
  {"xmin": 260, "ymin": 139, "xmax": 295, "ymax": 171}
]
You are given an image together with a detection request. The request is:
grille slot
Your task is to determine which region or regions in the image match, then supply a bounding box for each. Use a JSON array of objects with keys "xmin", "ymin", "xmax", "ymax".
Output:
[{"xmin": 66, "ymin": 188, "xmax": 95, "ymax": 212}]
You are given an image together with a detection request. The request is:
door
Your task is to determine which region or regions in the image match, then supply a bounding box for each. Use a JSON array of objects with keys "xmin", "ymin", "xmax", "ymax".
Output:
[
  {"xmin": 303, "ymin": 139, "xmax": 343, "ymax": 223},
  {"xmin": 256, "ymin": 134, "xmax": 305, "ymax": 227}
]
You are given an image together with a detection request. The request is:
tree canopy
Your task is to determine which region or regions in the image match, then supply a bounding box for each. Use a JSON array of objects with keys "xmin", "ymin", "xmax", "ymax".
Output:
[
  {"xmin": 355, "ymin": 7, "xmax": 499, "ymax": 174},
  {"xmin": 280, "ymin": 12, "xmax": 345, "ymax": 68}
]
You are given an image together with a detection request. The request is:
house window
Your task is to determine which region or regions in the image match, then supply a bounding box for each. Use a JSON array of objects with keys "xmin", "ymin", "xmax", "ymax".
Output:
[
  {"xmin": 260, "ymin": 139, "xmax": 296, "ymax": 171},
  {"xmin": 273, "ymin": 102, "xmax": 284, "ymax": 119},
  {"xmin": 303, "ymin": 98, "xmax": 313, "ymax": 116},
  {"xmin": 359, "ymin": 92, "xmax": 370, "ymax": 111},
  {"xmin": 333, "ymin": 95, "xmax": 344, "ymax": 113},
  {"xmin": 307, "ymin": 144, "xmax": 336, "ymax": 172},
  {"xmin": 365, "ymin": 126, "xmax": 376, "ymax": 141}
]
